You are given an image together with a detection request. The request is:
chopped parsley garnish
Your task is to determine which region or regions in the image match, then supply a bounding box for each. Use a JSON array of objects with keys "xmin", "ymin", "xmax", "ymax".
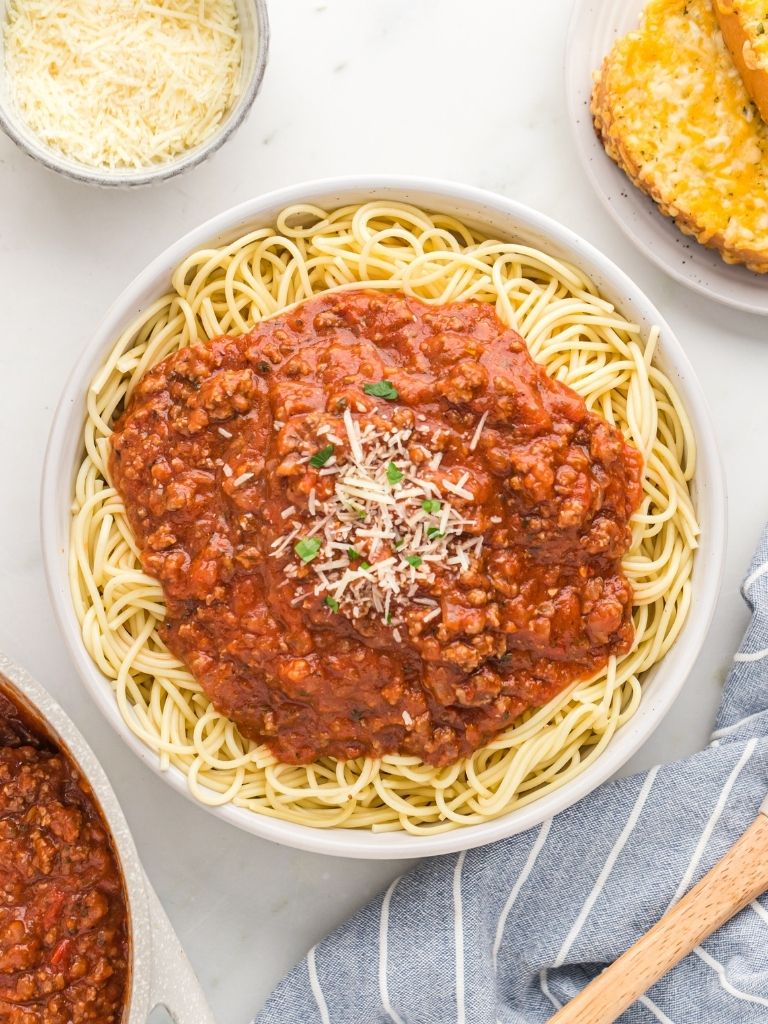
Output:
[
  {"xmin": 386, "ymin": 462, "xmax": 404, "ymax": 485},
  {"xmin": 363, "ymin": 379, "xmax": 399, "ymax": 400},
  {"xmin": 269, "ymin": 381, "xmax": 485, "ymax": 632},
  {"xmin": 295, "ymin": 537, "xmax": 322, "ymax": 562},
  {"xmin": 258, "ymin": 361, "xmax": 271, "ymax": 373},
  {"xmin": 309, "ymin": 444, "xmax": 334, "ymax": 469}
]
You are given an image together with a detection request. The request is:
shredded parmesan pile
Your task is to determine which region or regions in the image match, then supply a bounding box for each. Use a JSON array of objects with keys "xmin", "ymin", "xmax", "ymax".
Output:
[
  {"xmin": 271, "ymin": 409, "xmax": 490, "ymax": 639},
  {"xmin": 3, "ymin": 0, "xmax": 243, "ymax": 169}
]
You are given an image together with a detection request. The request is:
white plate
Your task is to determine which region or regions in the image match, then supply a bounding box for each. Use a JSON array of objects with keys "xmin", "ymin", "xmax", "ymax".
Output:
[
  {"xmin": 41, "ymin": 176, "xmax": 726, "ymax": 859},
  {"xmin": 566, "ymin": 0, "xmax": 768, "ymax": 316}
]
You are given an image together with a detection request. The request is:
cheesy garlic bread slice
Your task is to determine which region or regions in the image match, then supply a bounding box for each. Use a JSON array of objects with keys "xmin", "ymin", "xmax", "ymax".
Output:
[
  {"xmin": 592, "ymin": 0, "xmax": 768, "ymax": 273},
  {"xmin": 714, "ymin": 0, "xmax": 768, "ymax": 124}
]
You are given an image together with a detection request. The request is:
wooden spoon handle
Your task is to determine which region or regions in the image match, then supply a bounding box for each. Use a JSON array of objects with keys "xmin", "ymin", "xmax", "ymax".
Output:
[{"xmin": 547, "ymin": 799, "xmax": 768, "ymax": 1024}]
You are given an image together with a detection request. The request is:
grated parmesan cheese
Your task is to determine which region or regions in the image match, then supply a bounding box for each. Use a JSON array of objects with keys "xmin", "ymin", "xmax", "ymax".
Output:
[
  {"xmin": 3, "ymin": 0, "xmax": 243, "ymax": 169},
  {"xmin": 274, "ymin": 413, "xmax": 485, "ymax": 633},
  {"xmin": 469, "ymin": 411, "xmax": 488, "ymax": 452}
]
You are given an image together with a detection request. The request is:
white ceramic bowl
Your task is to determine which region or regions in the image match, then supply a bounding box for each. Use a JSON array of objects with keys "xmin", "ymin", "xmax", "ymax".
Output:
[
  {"xmin": 0, "ymin": 653, "xmax": 216, "ymax": 1024},
  {"xmin": 566, "ymin": 0, "xmax": 768, "ymax": 316},
  {"xmin": 0, "ymin": 0, "xmax": 269, "ymax": 187},
  {"xmin": 41, "ymin": 177, "xmax": 727, "ymax": 858}
]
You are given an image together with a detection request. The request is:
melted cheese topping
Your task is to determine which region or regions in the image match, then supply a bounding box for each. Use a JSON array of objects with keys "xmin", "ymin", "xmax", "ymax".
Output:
[
  {"xmin": 3, "ymin": 0, "xmax": 242, "ymax": 170},
  {"xmin": 596, "ymin": 0, "xmax": 768, "ymax": 254}
]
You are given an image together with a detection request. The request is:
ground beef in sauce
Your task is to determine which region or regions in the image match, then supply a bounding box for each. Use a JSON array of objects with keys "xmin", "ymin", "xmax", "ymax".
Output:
[
  {"xmin": 0, "ymin": 690, "xmax": 128, "ymax": 1024},
  {"xmin": 110, "ymin": 289, "xmax": 644, "ymax": 766}
]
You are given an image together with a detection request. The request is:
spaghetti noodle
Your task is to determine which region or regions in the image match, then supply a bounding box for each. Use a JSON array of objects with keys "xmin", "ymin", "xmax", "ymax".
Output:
[{"xmin": 70, "ymin": 201, "xmax": 698, "ymax": 834}]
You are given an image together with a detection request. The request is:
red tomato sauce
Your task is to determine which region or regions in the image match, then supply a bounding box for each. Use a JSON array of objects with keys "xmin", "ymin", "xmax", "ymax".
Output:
[
  {"xmin": 110, "ymin": 290, "xmax": 643, "ymax": 766},
  {"xmin": 0, "ymin": 688, "xmax": 129, "ymax": 1024}
]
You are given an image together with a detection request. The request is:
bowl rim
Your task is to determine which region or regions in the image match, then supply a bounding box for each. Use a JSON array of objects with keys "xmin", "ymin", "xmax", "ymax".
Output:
[
  {"xmin": 0, "ymin": 0, "xmax": 270, "ymax": 187},
  {"xmin": 41, "ymin": 175, "xmax": 728, "ymax": 858}
]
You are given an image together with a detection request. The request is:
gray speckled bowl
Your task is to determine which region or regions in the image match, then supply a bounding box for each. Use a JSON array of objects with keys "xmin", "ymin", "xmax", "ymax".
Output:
[
  {"xmin": 0, "ymin": 0, "xmax": 269, "ymax": 187},
  {"xmin": 0, "ymin": 653, "xmax": 217, "ymax": 1024}
]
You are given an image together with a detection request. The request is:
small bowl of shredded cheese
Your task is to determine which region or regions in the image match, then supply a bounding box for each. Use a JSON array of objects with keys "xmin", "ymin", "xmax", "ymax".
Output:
[{"xmin": 0, "ymin": 0, "xmax": 269, "ymax": 185}]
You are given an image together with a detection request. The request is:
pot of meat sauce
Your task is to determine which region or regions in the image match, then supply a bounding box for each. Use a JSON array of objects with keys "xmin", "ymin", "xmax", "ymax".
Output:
[{"xmin": 0, "ymin": 653, "xmax": 216, "ymax": 1024}]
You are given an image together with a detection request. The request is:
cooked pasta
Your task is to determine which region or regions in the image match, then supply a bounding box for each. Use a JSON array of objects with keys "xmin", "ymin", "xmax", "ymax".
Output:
[{"xmin": 70, "ymin": 201, "xmax": 698, "ymax": 834}]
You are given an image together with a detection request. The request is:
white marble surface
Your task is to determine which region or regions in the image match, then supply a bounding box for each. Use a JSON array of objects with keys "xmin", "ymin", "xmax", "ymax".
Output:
[{"xmin": 0, "ymin": 1, "xmax": 767, "ymax": 1019}]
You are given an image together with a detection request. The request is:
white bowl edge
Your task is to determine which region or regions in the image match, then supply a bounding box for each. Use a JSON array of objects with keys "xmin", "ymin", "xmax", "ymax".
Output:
[{"xmin": 40, "ymin": 176, "xmax": 727, "ymax": 858}]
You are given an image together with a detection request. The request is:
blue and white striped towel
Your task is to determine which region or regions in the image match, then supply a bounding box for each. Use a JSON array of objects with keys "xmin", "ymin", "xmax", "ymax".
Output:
[{"xmin": 255, "ymin": 529, "xmax": 768, "ymax": 1024}]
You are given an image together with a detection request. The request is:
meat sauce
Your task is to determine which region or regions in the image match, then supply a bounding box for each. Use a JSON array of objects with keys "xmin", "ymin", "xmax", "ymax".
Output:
[
  {"xmin": 110, "ymin": 290, "xmax": 643, "ymax": 766},
  {"xmin": 0, "ymin": 687, "xmax": 128, "ymax": 1024}
]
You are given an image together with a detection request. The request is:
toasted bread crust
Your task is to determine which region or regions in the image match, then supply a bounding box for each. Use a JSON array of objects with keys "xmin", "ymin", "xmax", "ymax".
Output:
[
  {"xmin": 591, "ymin": 11, "xmax": 768, "ymax": 276},
  {"xmin": 714, "ymin": 0, "xmax": 768, "ymax": 125}
]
